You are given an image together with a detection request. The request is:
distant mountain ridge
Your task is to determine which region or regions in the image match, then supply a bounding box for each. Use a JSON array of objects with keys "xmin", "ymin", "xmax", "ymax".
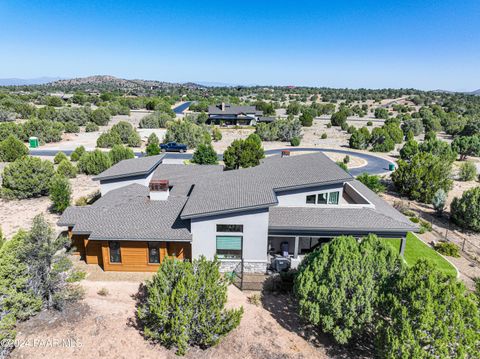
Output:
[
  {"xmin": 471, "ymin": 89, "xmax": 480, "ymax": 95},
  {"xmin": 43, "ymin": 75, "xmax": 204, "ymax": 92}
]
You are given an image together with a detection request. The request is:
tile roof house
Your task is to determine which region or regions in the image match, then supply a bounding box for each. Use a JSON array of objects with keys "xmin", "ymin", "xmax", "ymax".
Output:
[
  {"xmin": 59, "ymin": 153, "xmax": 417, "ymax": 273},
  {"xmin": 207, "ymin": 103, "xmax": 273, "ymax": 126}
]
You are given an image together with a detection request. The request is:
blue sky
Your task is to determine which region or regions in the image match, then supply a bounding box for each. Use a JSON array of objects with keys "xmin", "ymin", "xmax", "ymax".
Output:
[{"xmin": 0, "ymin": 0, "xmax": 479, "ymax": 90}]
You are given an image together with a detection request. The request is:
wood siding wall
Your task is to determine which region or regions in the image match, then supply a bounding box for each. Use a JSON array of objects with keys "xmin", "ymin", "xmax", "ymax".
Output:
[{"xmin": 70, "ymin": 234, "xmax": 191, "ymax": 272}]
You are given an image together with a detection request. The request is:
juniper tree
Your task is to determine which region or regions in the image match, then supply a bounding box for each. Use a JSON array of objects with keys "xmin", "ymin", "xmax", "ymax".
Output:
[
  {"xmin": 49, "ymin": 175, "xmax": 71, "ymax": 213},
  {"xmin": 294, "ymin": 235, "xmax": 403, "ymax": 344},
  {"xmin": 377, "ymin": 260, "xmax": 480, "ymax": 358},
  {"xmin": 138, "ymin": 257, "xmax": 243, "ymax": 355}
]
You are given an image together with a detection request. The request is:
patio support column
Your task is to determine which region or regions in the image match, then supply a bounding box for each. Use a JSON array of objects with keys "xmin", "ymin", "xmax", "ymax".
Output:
[
  {"xmin": 294, "ymin": 236, "xmax": 300, "ymax": 259},
  {"xmin": 400, "ymin": 236, "xmax": 407, "ymax": 256}
]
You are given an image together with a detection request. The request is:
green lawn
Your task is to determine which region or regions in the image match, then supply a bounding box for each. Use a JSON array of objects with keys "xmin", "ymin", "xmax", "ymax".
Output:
[{"xmin": 384, "ymin": 232, "xmax": 457, "ymax": 277}]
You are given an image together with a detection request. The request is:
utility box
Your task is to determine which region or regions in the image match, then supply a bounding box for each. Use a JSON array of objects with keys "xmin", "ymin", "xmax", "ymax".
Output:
[
  {"xmin": 29, "ymin": 137, "xmax": 39, "ymax": 148},
  {"xmin": 388, "ymin": 163, "xmax": 395, "ymax": 171}
]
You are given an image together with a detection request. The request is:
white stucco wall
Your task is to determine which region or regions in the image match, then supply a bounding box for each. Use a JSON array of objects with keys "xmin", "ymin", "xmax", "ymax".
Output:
[
  {"xmin": 99, "ymin": 172, "xmax": 154, "ymax": 195},
  {"xmin": 190, "ymin": 209, "xmax": 269, "ymax": 262},
  {"xmin": 276, "ymin": 184, "xmax": 345, "ymax": 207}
]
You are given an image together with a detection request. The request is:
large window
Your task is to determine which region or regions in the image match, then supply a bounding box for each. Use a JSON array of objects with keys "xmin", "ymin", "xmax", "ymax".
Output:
[
  {"xmin": 216, "ymin": 224, "xmax": 243, "ymax": 233},
  {"xmin": 109, "ymin": 241, "xmax": 121, "ymax": 263},
  {"xmin": 305, "ymin": 191, "xmax": 340, "ymax": 205},
  {"xmin": 216, "ymin": 236, "xmax": 242, "ymax": 259},
  {"xmin": 328, "ymin": 191, "xmax": 339, "ymax": 204},
  {"xmin": 148, "ymin": 242, "xmax": 160, "ymax": 264}
]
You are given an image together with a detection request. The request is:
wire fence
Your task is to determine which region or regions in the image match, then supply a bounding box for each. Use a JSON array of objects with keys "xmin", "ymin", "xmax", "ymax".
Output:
[{"xmin": 399, "ymin": 199, "xmax": 480, "ymax": 265}]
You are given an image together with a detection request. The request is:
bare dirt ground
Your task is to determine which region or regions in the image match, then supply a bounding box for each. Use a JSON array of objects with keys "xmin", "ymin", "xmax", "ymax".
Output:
[
  {"xmin": 0, "ymin": 174, "xmax": 99, "ymax": 239},
  {"xmin": 11, "ymin": 257, "xmax": 332, "ymax": 359}
]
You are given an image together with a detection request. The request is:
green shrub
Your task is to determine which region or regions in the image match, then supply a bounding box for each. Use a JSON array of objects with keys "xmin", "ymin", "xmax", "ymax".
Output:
[
  {"xmin": 66, "ymin": 270, "xmax": 87, "ymax": 283},
  {"xmin": 409, "ymin": 216, "xmax": 420, "ymax": 223},
  {"xmin": 295, "ymin": 235, "xmax": 402, "ymax": 344},
  {"xmin": 191, "ymin": 142, "xmax": 218, "ymax": 165},
  {"xmin": 77, "ymin": 150, "xmax": 112, "ymax": 175},
  {"xmin": 139, "ymin": 112, "xmax": 174, "ymax": 128},
  {"xmin": 137, "ymin": 257, "xmax": 243, "ymax": 355},
  {"xmin": 63, "ymin": 121, "xmax": 80, "ymax": 133},
  {"xmin": 290, "ymin": 137, "xmax": 300, "ymax": 146},
  {"xmin": 330, "ymin": 110, "xmax": 348, "ymax": 126},
  {"xmin": 458, "ymin": 161, "xmax": 477, "ymax": 181},
  {"xmin": 326, "ymin": 122, "xmax": 332, "ymax": 128},
  {"xmin": 392, "ymin": 152, "xmax": 453, "ymax": 203},
  {"xmin": 212, "ymin": 127, "xmax": 222, "ymax": 141},
  {"xmin": 109, "ymin": 144, "xmax": 135, "ymax": 165},
  {"xmin": 49, "ymin": 174, "xmax": 71, "ymax": 213},
  {"xmin": 56, "ymin": 159, "xmax": 77, "ymax": 178},
  {"xmin": 419, "ymin": 219, "xmax": 432, "ymax": 233},
  {"xmin": 164, "ymin": 120, "xmax": 209, "ymax": 149},
  {"xmin": 451, "ymin": 187, "xmax": 480, "ymax": 232},
  {"xmin": 343, "ymin": 155, "xmax": 350, "ymax": 164},
  {"xmin": 223, "ymin": 134, "xmax": 264, "ymax": 170},
  {"xmin": 1, "ymin": 156, "xmax": 55, "ymax": 199},
  {"xmin": 366, "ymin": 121, "xmax": 373, "ymax": 126},
  {"xmin": 70, "ymin": 146, "xmax": 85, "ymax": 162},
  {"xmin": 85, "ymin": 122, "xmax": 99, "ymax": 132},
  {"xmin": 340, "ymin": 121, "xmax": 349, "ymax": 131},
  {"xmin": 357, "ymin": 172, "xmax": 385, "ymax": 193},
  {"xmin": 321, "ymin": 132, "xmax": 327, "ymax": 139},
  {"xmin": 96, "ymin": 131, "xmax": 122, "ymax": 148},
  {"xmin": 347, "ymin": 125, "xmax": 356, "ymax": 134},
  {"xmin": 0, "ymin": 134, "xmax": 28, "ymax": 162},
  {"xmin": 90, "ymin": 107, "xmax": 111, "ymax": 126},
  {"xmin": 434, "ymin": 241, "xmax": 460, "ymax": 257},
  {"xmin": 110, "ymin": 121, "xmax": 141, "ymax": 147},
  {"xmin": 299, "ymin": 111, "xmax": 314, "ymax": 127},
  {"xmin": 54, "ymin": 151, "xmax": 68, "ymax": 164},
  {"xmin": 377, "ymin": 261, "xmax": 479, "ymax": 358}
]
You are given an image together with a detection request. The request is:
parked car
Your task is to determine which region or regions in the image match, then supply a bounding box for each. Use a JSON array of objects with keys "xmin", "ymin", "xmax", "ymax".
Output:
[{"xmin": 160, "ymin": 142, "xmax": 187, "ymax": 153}]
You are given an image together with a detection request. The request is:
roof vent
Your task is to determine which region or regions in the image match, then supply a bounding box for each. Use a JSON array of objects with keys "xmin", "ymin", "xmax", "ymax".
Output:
[
  {"xmin": 281, "ymin": 150, "xmax": 290, "ymax": 158},
  {"xmin": 149, "ymin": 179, "xmax": 169, "ymax": 200},
  {"xmin": 221, "ymin": 102, "xmax": 225, "ymax": 111}
]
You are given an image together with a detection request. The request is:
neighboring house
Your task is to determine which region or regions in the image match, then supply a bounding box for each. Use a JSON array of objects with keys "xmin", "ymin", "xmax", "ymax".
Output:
[
  {"xmin": 59, "ymin": 153, "xmax": 417, "ymax": 273},
  {"xmin": 208, "ymin": 103, "xmax": 273, "ymax": 125}
]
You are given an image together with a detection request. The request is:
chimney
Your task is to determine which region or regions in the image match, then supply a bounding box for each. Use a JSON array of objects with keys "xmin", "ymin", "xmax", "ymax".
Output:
[
  {"xmin": 281, "ymin": 150, "xmax": 290, "ymax": 158},
  {"xmin": 149, "ymin": 179, "xmax": 169, "ymax": 200},
  {"xmin": 221, "ymin": 102, "xmax": 225, "ymax": 111}
]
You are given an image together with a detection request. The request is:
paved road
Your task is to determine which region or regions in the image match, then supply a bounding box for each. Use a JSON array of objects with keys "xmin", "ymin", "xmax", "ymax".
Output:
[
  {"xmin": 30, "ymin": 147, "xmax": 393, "ymax": 176},
  {"xmin": 172, "ymin": 101, "xmax": 192, "ymax": 114}
]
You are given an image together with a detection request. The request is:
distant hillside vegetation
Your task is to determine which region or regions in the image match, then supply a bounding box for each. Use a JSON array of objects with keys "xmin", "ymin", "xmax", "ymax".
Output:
[{"xmin": 40, "ymin": 75, "xmax": 204, "ymax": 93}]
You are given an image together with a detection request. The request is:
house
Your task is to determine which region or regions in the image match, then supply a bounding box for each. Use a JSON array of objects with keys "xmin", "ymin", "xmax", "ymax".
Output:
[
  {"xmin": 207, "ymin": 103, "xmax": 265, "ymax": 126},
  {"xmin": 59, "ymin": 153, "xmax": 417, "ymax": 273}
]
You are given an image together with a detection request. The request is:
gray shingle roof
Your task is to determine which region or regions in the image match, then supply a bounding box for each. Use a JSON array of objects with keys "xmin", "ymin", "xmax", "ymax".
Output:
[
  {"xmin": 92, "ymin": 154, "xmax": 165, "ymax": 181},
  {"xmin": 60, "ymin": 184, "xmax": 191, "ymax": 241},
  {"xmin": 208, "ymin": 104, "xmax": 262, "ymax": 116},
  {"xmin": 181, "ymin": 153, "xmax": 353, "ymax": 218},
  {"xmin": 268, "ymin": 206, "xmax": 417, "ymax": 234},
  {"xmin": 152, "ymin": 164, "xmax": 223, "ymax": 196}
]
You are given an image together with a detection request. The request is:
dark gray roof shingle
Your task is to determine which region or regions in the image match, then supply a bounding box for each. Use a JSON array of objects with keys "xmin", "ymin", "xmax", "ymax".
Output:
[
  {"xmin": 92, "ymin": 154, "xmax": 165, "ymax": 181},
  {"xmin": 61, "ymin": 183, "xmax": 191, "ymax": 241},
  {"xmin": 208, "ymin": 104, "xmax": 262, "ymax": 116},
  {"xmin": 268, "ymin": 206, "xmax": 417, "ymax": 233},
  {"xmin": 181, "ymin": 153, "xmax": 353, "ymax": 218}
]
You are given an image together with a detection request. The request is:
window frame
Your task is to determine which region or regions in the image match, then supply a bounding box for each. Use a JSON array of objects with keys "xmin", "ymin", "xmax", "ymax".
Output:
[
  {"xmin": 148, "ymin": 242, "xmax": 161, "ymax": 264},
  {"xmin": 108, "ymin": 241, "xmax": 122, "ymax": 264},
  {"xmin": 216, "ymin": 235, "xmax": 243, "ymax": 260},
  {"xmin": 306, "ymin": 194, "xmax": 316, "ymax": 204},
  {"xmin": 317, "ymin": 192, "xmax": 328, "ymax": 204},
  {"xmin": 328, "ymin": 191, "xmax": 340, "ymax": 205}
]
